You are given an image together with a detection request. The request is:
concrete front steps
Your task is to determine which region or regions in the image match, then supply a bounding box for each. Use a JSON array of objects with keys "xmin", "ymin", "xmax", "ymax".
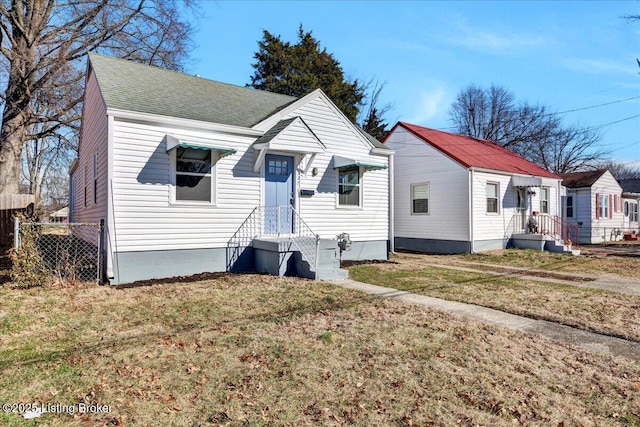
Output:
[
  {"xmin": 252, "ymin": 237, "xmax": 348, "ymax": 280},
  {"xmin": 511, "ymin": 233, "xmax": 581, "ymax": 255}
]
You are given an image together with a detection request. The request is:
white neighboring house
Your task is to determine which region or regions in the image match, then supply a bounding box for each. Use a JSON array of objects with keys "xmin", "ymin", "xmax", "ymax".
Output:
[
  {"xmin": 559, "ymin": 169, "xmax": 625, "ymax": 244},
  {"xmin": 383, "ymin": 122, "xmax": 572, "ymax": 253},
  {"xmin": 69, "ymin": 54, "xmax": 392, "ymax": 284},
  {"xmin": 619, "ymin": 179, "xmax": 640, "ymax": 233}
]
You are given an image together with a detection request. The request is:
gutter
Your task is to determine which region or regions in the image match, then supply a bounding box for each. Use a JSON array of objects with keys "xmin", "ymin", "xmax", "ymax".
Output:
[{"xmin": 106, "ymin": 108, "xmax": 264, "ymax": 137}]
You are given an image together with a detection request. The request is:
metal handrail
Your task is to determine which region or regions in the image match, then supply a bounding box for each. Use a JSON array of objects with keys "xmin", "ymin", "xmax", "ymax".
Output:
[
  {"xmin": 511, "ymin": 213, "xmax": 579, "ymax": 247},
  {"xmin": 227, "ymin": 206, "xmax": 320, "ymax": 274}
]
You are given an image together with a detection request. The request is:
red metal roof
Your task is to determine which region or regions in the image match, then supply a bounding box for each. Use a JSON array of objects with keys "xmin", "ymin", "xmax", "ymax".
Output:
[{"xmin": 388, "ymin": 122, "xmax": 559, "ymax": 178}]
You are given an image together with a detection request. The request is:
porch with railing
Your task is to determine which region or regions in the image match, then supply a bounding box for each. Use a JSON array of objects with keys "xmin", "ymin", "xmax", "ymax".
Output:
[
  {"xmin": 508, "ymin": 213, "xmax": 579, "ymax": 253},
  {"xmin": 227, "ymin": 206, "xmax": 320, "ymax": 275}
]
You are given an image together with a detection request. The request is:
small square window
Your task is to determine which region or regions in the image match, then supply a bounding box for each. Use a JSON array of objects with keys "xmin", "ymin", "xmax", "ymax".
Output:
[{"xmin": 411, "ymin": 182, "xmax": 429, "ymax": 214}]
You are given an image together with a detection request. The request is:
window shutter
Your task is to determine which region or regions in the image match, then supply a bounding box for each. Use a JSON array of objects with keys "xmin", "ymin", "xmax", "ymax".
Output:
[
  {"xmin": 595, "ymin": 193, "xmax": 599, "ymax": 219},
  {"xmin": 609, "ymin": 195, "xmax": 613, "ymax": 219}
]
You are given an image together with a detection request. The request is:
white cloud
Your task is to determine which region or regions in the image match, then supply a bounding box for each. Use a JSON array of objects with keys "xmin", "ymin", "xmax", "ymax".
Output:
[{"xmin": 406, "ymin": 85, "xmax": 452, "ymax": 126}]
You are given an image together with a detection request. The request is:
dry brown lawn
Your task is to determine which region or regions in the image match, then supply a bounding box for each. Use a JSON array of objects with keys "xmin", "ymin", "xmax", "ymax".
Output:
[
  {"xmin": 349, "ymin": 253, "xmax": 640, "ymax": 342},
  {"xmin": 420, "ymin": 248, "xmax": 640, "ymax": 278},
  {"xmin": 1, "ymin": 273, "xmax": 639, "ymax": 426}
]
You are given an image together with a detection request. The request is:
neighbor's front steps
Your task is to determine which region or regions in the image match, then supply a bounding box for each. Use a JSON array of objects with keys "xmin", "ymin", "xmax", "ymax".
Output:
[{"xmin": 334, "ymin": 278, "xmax": 640, "ymax": 361}]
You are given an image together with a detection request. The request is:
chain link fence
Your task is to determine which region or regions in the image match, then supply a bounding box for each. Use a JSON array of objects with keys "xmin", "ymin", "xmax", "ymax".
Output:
[{"xmin": 14, "ymin": 220, "xmax": 103, "ymax": 285}]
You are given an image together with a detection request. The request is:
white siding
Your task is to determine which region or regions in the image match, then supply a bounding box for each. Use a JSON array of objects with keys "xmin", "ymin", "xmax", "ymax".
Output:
[
  {"xmin": 471, "ymin": 171, "xmax": 514, "ymax": 241},
  {"xmin": 286, "ymin": 96, "xmax": 389, "ymax": 241},
  {"xmin": 473, "ymin": 172, "xmax": 562, "ymax": 242},
  {"xmin": 565, "ymin": 188, "xmax": 592, "ymax": 243},
  {"xmin": 108, "ymin": 92, "xmax": 389, "ymax": 252},
  {"xmin": 111, "ymin": 119, "xmax": 260, "ymax": 252},
  {"xmin": 71, "ymin": 71, "xmax": 108, "ymax": 224},
  {"xmin": 384, "ymin": 127, "xmax": 470, "ymax": 242},
  {"xmin": 266, "ymin": 118, "xmax": 324, "ymax": 153},
  {"xmin": 588, "ymin": 171, "xmax": 624, "ymax": 243}
]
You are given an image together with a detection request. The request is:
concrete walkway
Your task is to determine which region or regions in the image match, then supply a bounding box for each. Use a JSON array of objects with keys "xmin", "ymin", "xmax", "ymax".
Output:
[{"xmin": 335, "ymin": 278, "xmax": 640, "ymax": 361}]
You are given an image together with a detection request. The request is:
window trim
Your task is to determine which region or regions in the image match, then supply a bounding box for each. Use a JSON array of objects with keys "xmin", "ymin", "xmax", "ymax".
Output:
[
  {"xmin": 486, "ymin": 182, "xmax": 500, "ymax": 214},
  {"xmin": 410, "ymin": 182, "xmax": 430, "ymax": 215},
  {"xmin": 598, "ymin": 193, "xmax": 609, "ymax": 219},
  {"xmin": 337, "ymin": 166, "xmax": 362, "ymax": 208},
  {"xmin": 169, "ymin": 147, "xmax": 217, "ymax": 205},
  {"xmin": 540, "ymin": 187, "xmax": 549, "ymax": 214},
  {"xmin": 566, "ymin": 195, "xmax": 574, "ymax": 218}
]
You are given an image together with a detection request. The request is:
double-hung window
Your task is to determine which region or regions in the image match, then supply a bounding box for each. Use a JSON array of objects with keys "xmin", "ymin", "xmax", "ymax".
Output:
[
  {"xmin": 338, "ymin": 168, "xmax": 360, "ymax": 207},
  {"xmin": 540, "ymin": 187, "xmax": 549, "ymax": 214},
  {"xmin": 175, "ymin": 147, "xmax": 213, "ymax": 203},
  {"xmin": 566, "ymin": 196, "xmax": 574, "ymax": 218},
  {"xmin": 598, "ymin": 194, "xmax": 609, "ymax": 219},
  {"xmin": 411, "ymin": 182, "xmax": 429, "ymax": 214},
  {"xmin": 486, "ymin": 182, "xmax": 499, "ymax": 213}
]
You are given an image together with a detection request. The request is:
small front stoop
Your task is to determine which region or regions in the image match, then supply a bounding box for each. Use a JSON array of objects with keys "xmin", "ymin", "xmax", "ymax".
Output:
[
  {"xmin": 543, "ymin": 238, "xmax": 581, "ymax": 256},
  {"xmin": 511, "ymin": 234, "xmax": 580, "ymax": 255},
  {"xmin": 295, "ymin": 239, "xmax": 348, "ymax": 280},
  {"xmin": 253, "ymin": 237, "xmax": 348, "ymax": 280}
]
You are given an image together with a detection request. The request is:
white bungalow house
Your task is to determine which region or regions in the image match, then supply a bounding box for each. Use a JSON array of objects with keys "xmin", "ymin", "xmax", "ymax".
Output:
[
  {"xmin": 559, "ymin": 169, "xmax": 625, "ymax": 244},
  {"xmin": 69, "ymin": 54, "xmax": 392, "ymax": 284},
  {"xmin": 383, "ymin": 122, "xmax": 573, "ymax": 253},
  {"xmin": 620, "ymin": 179, "xmax": 640, "ymax": 234}
]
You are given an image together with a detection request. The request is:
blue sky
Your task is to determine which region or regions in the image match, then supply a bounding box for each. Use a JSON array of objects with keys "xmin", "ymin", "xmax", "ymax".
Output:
[{"xmin": 186, "ymin": 1, "xmax": 640, "ymax": 166}]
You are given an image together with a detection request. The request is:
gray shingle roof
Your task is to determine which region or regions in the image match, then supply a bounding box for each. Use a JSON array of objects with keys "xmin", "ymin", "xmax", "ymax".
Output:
[
  {"xmin": 620, "ymin": 179, "xmax": 640, "ymax": 194},
  {"xmin": 253, "ymin": 117, "xmax": 299, "ymax": 145},
  {"xmin": 559, "ymin": 169, "xmax": 608, "ymax": 188},
  {"xmin": 88, "ymin": 53, "xmax": 297, "ymax": 127}
]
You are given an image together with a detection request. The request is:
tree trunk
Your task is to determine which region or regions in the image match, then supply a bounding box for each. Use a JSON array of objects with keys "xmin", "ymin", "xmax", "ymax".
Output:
[{"xmin": 0, "ymin": 114, "xmax": 28, "ymax": 195}]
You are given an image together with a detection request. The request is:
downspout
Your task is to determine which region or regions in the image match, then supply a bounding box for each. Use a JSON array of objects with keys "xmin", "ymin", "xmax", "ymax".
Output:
[
  {"xmin": 388, "ymin": 152, "xmax": 395, "ymax": 254},
  {"xmin": 106, "ymin": 115, "xmax": 116, "ymax": 282},
  {"xmin": 469, "ymin": 168, "xmax": 474, "ymax": 253}
]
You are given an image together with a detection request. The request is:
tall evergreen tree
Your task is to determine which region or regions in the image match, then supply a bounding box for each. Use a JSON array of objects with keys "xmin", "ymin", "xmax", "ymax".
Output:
[{"xmin": 249, "ymin": 26, "xmax": 365, "ymax": 123}]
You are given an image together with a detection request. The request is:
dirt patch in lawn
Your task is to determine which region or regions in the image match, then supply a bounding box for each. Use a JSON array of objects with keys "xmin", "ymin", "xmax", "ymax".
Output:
[{"xmin": 0, "ymin": 274, "xmax": 639, "ymax": 426}]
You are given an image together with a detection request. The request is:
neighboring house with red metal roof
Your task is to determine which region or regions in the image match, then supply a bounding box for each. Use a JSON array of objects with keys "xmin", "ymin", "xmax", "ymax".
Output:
[
  {"xmin": 559, "ymin": 170, "xmax": 627, "ymax": 243},
  {"xmin": 383, "ymin": 122, "xmax": 575, "ymax": 253}
]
